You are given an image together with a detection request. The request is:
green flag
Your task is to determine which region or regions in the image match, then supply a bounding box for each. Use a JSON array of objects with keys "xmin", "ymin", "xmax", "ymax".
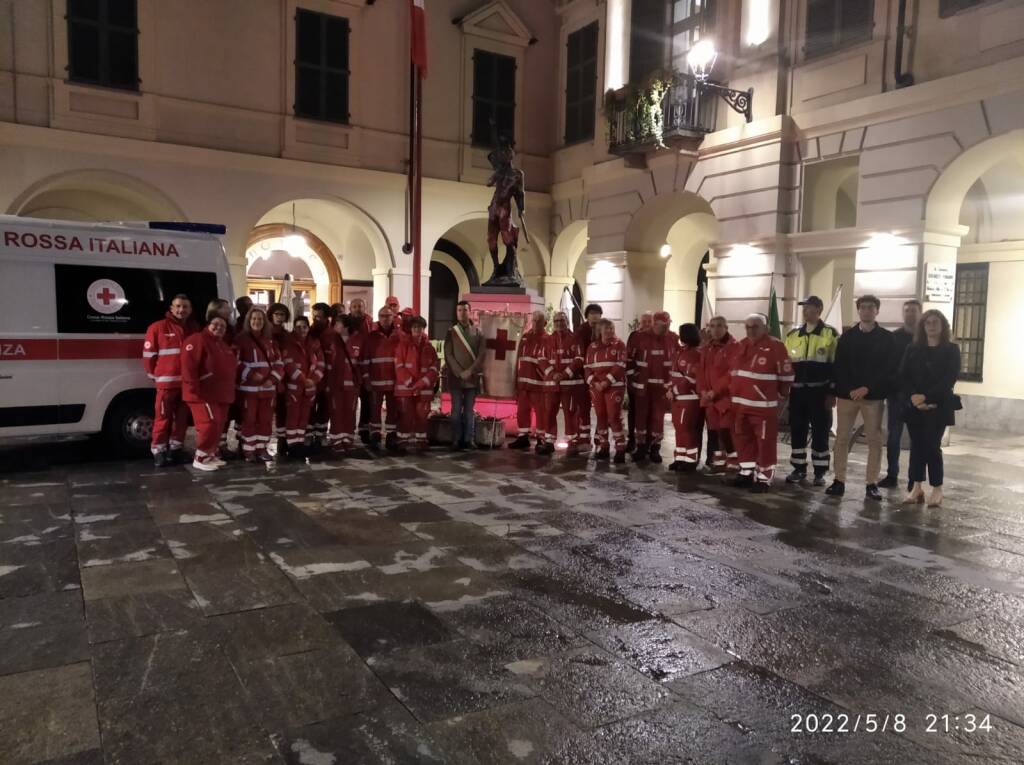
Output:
[{"xmin": 768, "ymin": 284, "xmax": 782, "ymax": 339}]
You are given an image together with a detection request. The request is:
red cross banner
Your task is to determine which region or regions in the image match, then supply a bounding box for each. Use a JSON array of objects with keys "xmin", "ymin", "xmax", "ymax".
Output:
[{"xmin": 478, "ymin": 311, "xmax": 526, "ymax": 398}]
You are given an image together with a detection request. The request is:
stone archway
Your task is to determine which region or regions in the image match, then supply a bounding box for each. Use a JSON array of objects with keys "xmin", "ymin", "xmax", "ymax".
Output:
[
  {"xmin": 8, "ymin": 169, "xmax": 187, "ymax": 222},
  {"xmin": 246, "ymin": 224, "xmax": 343, "ymax": 309}
]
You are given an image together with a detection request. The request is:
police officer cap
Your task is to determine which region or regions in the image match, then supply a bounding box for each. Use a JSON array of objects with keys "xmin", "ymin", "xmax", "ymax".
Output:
[{"xmin": 798, "ymin": 295, "xmax": 824, "ymax": 309}]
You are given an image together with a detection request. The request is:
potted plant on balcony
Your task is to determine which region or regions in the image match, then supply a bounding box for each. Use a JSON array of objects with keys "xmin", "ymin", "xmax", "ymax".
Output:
[{"xmin": 603, "ymin": 68, "xmax": 677, "ymax": 150}]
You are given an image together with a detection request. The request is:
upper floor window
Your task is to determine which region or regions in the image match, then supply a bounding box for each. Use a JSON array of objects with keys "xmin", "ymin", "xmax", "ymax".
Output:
[
  {"xmin": 295, "ymin": 9, "xmax": 350, "ymax": 124},
  {"xmin": 953, "ymin": 262, "xmax": 988, "ymax": 382},
  {"xmin": 565, "ymin": 22, "xmax": 598, "ymax": 144},
  {"xmin": 940, "ymin": 0, "xmax": 989, "ymax": 16},
  {"xmin": 805, "ymin": 0, "xmax": 874, "ymax": 58},
  {"xmin": 472, "ymin": 49, "xmax": 516, "ymax": 147},
  {"xmin": 67, "ymin": 0, "xmax": 138, "ymax": 90},
  {"xmin": 670, "ymin": 0, "xmax": 715, "ymax": 73}
]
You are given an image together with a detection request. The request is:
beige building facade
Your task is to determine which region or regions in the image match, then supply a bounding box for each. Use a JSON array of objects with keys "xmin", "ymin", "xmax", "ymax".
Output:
[{"xmin": 2, "ymin": 0, "xmax": 1023, "ymax": 429}]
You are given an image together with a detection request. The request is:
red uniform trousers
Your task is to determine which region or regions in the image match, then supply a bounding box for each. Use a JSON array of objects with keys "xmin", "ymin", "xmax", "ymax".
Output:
[
  {"xmin": 397, "ymin": 397, "xmax": 431, "ymax": 448},
  {"xmin": 544, "ymin": 387, "xmax": 578, "ymax": 444},
  {"xmin": 285, "ymin": 390, "xmax": 315, "ymax": 447},
  {"xmin": 574, "ymin": 387, "xmax": 592, "ymax": 444},
  {"xmin": 634, "ymin": 385, "xmax": 669, "ymax": 445},
  {"xmin": 239, "ymin": 394, "xmax": 274, "ymax": 455},
  {"xmin": 369, "ymin": 389, "xmax": 398, "ymax": 436},
  {"xmin": 328, "ymin": 385, "xmax": 359, "ymax": 448},
  {"xmin": 188, "ymin": 402, "xmax": 229, "ymax": 459},
  {"xmin": 732, "ymin": 409, "xmax": 779, "ymax": 483},
  {"xmin": 516, "ymin": 387, "xmax": 547, "ymax": 442},
  {"xmin": 671, "ymin": 396, "xmax": 702, "ymax": 463},
  {"xmin": 590, "ymin": 387, "xmax": 625, "ymax": 449},
  {"xmin": 152, "ymin": 388, "xmax": 190, "ymax": 455}
]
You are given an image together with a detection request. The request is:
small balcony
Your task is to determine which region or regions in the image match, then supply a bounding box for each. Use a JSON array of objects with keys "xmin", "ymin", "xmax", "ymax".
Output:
[{"xmin": 604, "ymin": 72, "xmax": 719, "ymax": 157}]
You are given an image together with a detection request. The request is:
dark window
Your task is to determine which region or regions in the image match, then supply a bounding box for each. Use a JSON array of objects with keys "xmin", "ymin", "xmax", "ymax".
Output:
[
  {"xmin": 953, "ymin": 262, "xmax": 988, "ymax": 382},
  {"xmin": 67, "ymin": 0, "xmax": 138, "ymax": 90},
  {"xmin": 805, "ymin": 0, "xmax": 874, "ymax": 58},
  {"xmin": 294, "ymin": 9, "xmax": 350, "ymax": 124},
  {"xmin": 472, "ymin": 50, "xmax": 516, "ymax": 147},
  {"xmin": 629, "ymin": 0, "xmax": 716, "ymax": 83},
  {"xmin": 565, "ymin": 23, "xmax": 598, "ymax": 144},
  {"xmin": 669, "ymin": 0, "xmax": 716, "ymax": 74},
  {"xmin": 940, "ymin": 0, "xmax": 989, "ymax": 16}
]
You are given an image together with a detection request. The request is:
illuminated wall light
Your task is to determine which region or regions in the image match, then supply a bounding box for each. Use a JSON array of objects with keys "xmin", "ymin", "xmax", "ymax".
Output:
[
  {"xmin": 605, "ymin": 0, "xmax": 627, "ymax": 91},
  {"xmin": 659, "ymin": 244, "xmax": 672, "ymax": 258},
  {"xmin": 284, "ymin": 234, "xmax": 307, "ymax": 253},
  {"xmin": 857, "ymin": 232, "xmax": 917, "ymax": 271},
  {"xmin": 744, "ymin": 0, "xmax": 772, "ymax": 47},
  {"xmin": 730, "ymin": 244, "xmax": 762, "ymax": 259}
]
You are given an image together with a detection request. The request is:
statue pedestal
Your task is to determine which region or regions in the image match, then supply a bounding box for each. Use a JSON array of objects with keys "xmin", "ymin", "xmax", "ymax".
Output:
[{"xmin": 465, "ymin": 286, "xmax": 545, "ymax": 315}]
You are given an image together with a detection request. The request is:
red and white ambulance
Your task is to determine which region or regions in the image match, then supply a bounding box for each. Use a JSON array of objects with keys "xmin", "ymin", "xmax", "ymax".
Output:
[{"xmin": 0, "ymin": 216, "xmax": 234, "ymax": 455}]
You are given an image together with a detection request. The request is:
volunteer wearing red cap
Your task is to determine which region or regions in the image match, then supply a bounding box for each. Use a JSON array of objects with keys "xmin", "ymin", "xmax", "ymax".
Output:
[
  {"xmin": 236, "ymin": 308, "xmax": 284, "ymax": 462},
  {"xmin": 669, "ymin": 323, "xmax": 703, "ymax": 471},
  {"xmin": 585, "ymin": 319, "xmax": 628, "ymax": 463},
  {"xmin": 181, "ymin": 316, "xmax": 237, "ymax": 472},
  {"xmin": 573, "ymin": 303, "xmax": 603, "ymax": 449},
  {"xmin": 363, "ymin": 306, "xmax": 404, "ymax": 451},
  {"xmin": 280, "ymin": 316, "xmax": 325, "ymax": 459},
  {"xmin": 394, "ymin": 315, "xmax": 439, "ymax": 452},
  {"xmin": 143, "ymin": 294, "xmax": 200, "ymax": 467},
  {"xmin": 385, "ymin": 295, "xmax": 401, "ymax": 315},
  {"xmin": 510, "ymin": 310, "xmax": 551, "ymax": 451},
  {"xmin": 632, "ymin": 311, "xmax": 678, "ymax": 463},
  {"xmin": 698, "ymin": 316, "xmax": 739, "ymax": 472},
  {"xmin": 543, "ymin": 311, "xmax": 583, "ymax": 455},
  {"xmin": 625, "ymin": 311, "xmax": 653, "ymax": 453},
  {"xmin": 729, "ymin": 313, "xmax": 794, "ymax": 492},
  {"xmin": 323, "ymin": 314, "xmax": 364, "ymax": 454}
]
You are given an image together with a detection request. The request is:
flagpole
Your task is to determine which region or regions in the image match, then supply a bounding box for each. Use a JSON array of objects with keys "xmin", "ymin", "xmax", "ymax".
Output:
[{"xmin": 412, "ymin": 69, "xmax": 423, "ymax": 316}]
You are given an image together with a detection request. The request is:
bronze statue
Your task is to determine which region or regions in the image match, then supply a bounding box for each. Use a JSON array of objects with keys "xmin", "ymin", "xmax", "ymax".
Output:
[{"xmin": 484, "ymin": 133, "xmax": 528, "ymax": 288}]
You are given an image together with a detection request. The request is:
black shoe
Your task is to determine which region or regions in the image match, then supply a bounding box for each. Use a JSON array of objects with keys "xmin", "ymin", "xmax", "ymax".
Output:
[
  {"xmin": 220, "ymin": 448, "xmax": 239, "ymax": 462},
  {"xmin": 595, "ymin": 446, "xmax": 610, "ymax": 460},
  {"xmin": 865, "ymin": 484, "xmax": 882, "ymax": 501},
  {"xmin": 825, "ymin": 480, "xmax": 845, "ymax": 497},
  {"xmin": 613, "ymin": 451, "xmax": 626, "ymax": 464},
  {"xmin": 668, "ymin": 461, "xmax": 681, "ymax": 471},
  {"xmin": 632, "ymin": 448, "xmax": 647, "ymax": 462},
  {"xmin": 679, "ymin": 461, "xmax": 697, "ymax": 473},
  {"xmin": 751, "ymin": 482, "xmax": 770, "ymax": 494},
  {"xmin": 542, "ymin": 443, "xmax": 555, "ymax": 455},
  {"xmin": 153, "ymin": 451, "xmax": 169, "ymax": 468},
  {"xmin": 288, "ymin": 445, "xmax": 307, "ymax": 461},
  {"xmin": 812, "ymin": 474, "xmax": 827, "ymax": 487},
  {"xmin": 785, "ymin": 469, "xmax": 806, "ymax": 484},
  {"xmin": 625, "ymin": 438, "xmax": 637, "ymax": 454},
  {"xmin": 359, "ymin": 429, "xmax": 371, "ymax": 445},
  {"xmin": 450, "ymin": 441, "xmax": 465, "ymax": 452},
  {"xmin": 648, "ymin": 443, "xmax": 662, "ymax": 464},
  {"xmin": 730, "ymin": 474, "xmax": 754, "ymax": 488},
  {"xmin": 877, "ymin": 474, "xmax": 899, "ymax": 489},
  {"xmin": 509, "ymin": 435, "xmax": 531, "ymax": 449},
  {"xmin": 368, "ymin": 433, "xmax": 382, "ymax": 451}
]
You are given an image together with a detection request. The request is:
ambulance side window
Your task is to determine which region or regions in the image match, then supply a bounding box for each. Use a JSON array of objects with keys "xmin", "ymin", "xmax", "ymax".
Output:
[
  {"xmin": 0, "ymin": 261, "xmax": 56, "ymax": 335},
  {"xmin": 54, "ymin": 264, "xmax": 219, "ymax": 333}
]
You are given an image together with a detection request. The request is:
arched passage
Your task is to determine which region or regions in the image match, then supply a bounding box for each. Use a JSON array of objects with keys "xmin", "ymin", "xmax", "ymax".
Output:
[
  {"xmin": 249, "ymin": 198, "xmax": 393, "ymax": 312},
  {"xmin": 8, "ymin": 169, "xmax": 187, "ymax": 222},
  {"xmin": 245, "ymin": 224, "xmax": 343, "ymax": 314}
]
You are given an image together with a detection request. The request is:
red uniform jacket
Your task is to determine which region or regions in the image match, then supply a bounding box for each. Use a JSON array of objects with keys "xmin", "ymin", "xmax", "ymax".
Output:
[
  {"xmin": 322, "ymin": 332, "xmax": 362, "ymax": 393},
  {"xmin": 182, "ymin": 329, "xmax": 237, "ymax": 405},
  {"xmin": 394, "ymin": 335, "xmax": 439, "ymax": 398},
  {"xmin": 543, "ymin": 329, "xmax": 584, "ymax": 388},
  {"xmin": 235, "ymin": 333, "xmax": 284, "ymax": 399},
  {"xmin": 697, "ymin": 334, "xmax": 737, "ymax": 415},
  {"xmin": 363, "ymin": 325, "xmax": 403, "ymax": 393},
  {"xmin": 281, "ymin": 333, "xmax": 325, "ymax": 399},
  {"xmin": 729, "ymin": 335, "xmax": 794, "ymax": 413},
  {"xmin": 585, "ymin": 338, "xmax": 627, "ymax": 388},
  {"xmin": 142, "ymin": 313, "xmax": 199, "ymax": 390},
  {"xmin": 516, "ymin": 328, "xmax": 550, "ymax": 390},
  {"xmin": 670, "ymin": 345, "xmax": 701, "ymax": 401},
  {"xmin": 631, "ymin": 330, "xmax": 679, "ymax": 390}
]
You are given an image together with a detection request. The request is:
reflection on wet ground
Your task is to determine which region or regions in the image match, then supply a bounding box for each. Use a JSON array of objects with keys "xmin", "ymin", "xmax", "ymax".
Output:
[{"xmin": 1, "ymin": 429, "xmax": 1023, "ymax": 763}]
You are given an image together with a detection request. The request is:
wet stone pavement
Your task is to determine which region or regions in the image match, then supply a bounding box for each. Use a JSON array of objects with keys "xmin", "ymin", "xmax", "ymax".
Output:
[{"xmin": 1, "ymin": 431, "xmax": 1024, "ymax": 764}]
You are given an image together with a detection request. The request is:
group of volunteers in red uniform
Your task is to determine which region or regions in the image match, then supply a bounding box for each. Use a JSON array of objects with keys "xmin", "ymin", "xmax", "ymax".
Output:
[
  {"xmin": 510, "ymin": 303, "xmax": 793, "ymax": 491},
  {"xmin": 144, "ymin": 293, "xmax": 438, "ymax": 472}
]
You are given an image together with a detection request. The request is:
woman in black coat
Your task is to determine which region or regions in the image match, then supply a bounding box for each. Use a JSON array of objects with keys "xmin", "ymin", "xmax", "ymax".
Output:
[{"xmin": 899, "ymin": 309, "xmax": 960, "ymax": 507}]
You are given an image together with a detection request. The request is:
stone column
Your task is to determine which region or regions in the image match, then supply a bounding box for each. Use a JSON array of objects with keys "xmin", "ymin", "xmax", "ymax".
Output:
[
  {"xmin": 537, "ymin": 276, "xmax": 575, "ymax": 315},
  {"xmin": 708, "ymin": 243, "xmax": 793, "ymax": 332},
  {"xmin": 371, "ymin": 267, "xmax": 391, "ymax": 314},
  {"xmin": 583, "ymin": 250, "xmax": 670, "ymax": 335}
]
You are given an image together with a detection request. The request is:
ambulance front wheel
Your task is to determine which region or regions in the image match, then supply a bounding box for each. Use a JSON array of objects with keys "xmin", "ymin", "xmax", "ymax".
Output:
[{"xmin": 102, "ymin": 392, "xmax": 156, "ymax": 458}]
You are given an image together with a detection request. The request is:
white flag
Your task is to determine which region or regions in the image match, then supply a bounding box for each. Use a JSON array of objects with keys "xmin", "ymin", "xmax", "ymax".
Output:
[
  {"xmin": 559, "ymin": 286, "xmax": 574, "ymax": 318},
  {"xmin": 824, "ymin": 284, "xmax": 843, "ymax": 331}
]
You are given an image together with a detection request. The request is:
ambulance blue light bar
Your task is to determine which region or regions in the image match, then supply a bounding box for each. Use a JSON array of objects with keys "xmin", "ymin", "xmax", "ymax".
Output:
[{"xmin": 148, "ymin": 222, "xmax": 227, "ymax": 235}]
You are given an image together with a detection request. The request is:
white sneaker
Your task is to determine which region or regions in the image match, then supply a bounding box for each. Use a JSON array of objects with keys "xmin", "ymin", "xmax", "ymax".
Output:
[
  {"xmin": 192, "ymin": 458, "xmax": 220, "ymax": 472},
  {"xmin": 209, "ymin": 457, "xmax": 227, "ymax": 467}
]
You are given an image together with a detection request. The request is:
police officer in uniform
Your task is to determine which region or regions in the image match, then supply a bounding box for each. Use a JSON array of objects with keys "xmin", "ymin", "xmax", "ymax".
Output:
[{"xmin": 784, "ymin": 296, "xmax": 839, "ymax": 486}]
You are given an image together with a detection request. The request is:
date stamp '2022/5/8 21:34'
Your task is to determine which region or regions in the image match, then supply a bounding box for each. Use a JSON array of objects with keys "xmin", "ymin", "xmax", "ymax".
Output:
[{"xmin": 789, "ymin": 712, "xmax": 994, "ymax": 735}]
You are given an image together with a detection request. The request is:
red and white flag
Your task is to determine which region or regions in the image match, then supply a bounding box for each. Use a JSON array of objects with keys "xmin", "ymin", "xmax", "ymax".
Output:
[{"xmin": 411, "ymin": 0, "xmax": 428, "ymax": 77}]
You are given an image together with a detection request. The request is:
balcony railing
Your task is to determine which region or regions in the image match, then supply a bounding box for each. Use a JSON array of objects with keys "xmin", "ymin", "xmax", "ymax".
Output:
[{"xmin": 605, "ymin": 73, "xmax": 719, "ymax": 155}]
